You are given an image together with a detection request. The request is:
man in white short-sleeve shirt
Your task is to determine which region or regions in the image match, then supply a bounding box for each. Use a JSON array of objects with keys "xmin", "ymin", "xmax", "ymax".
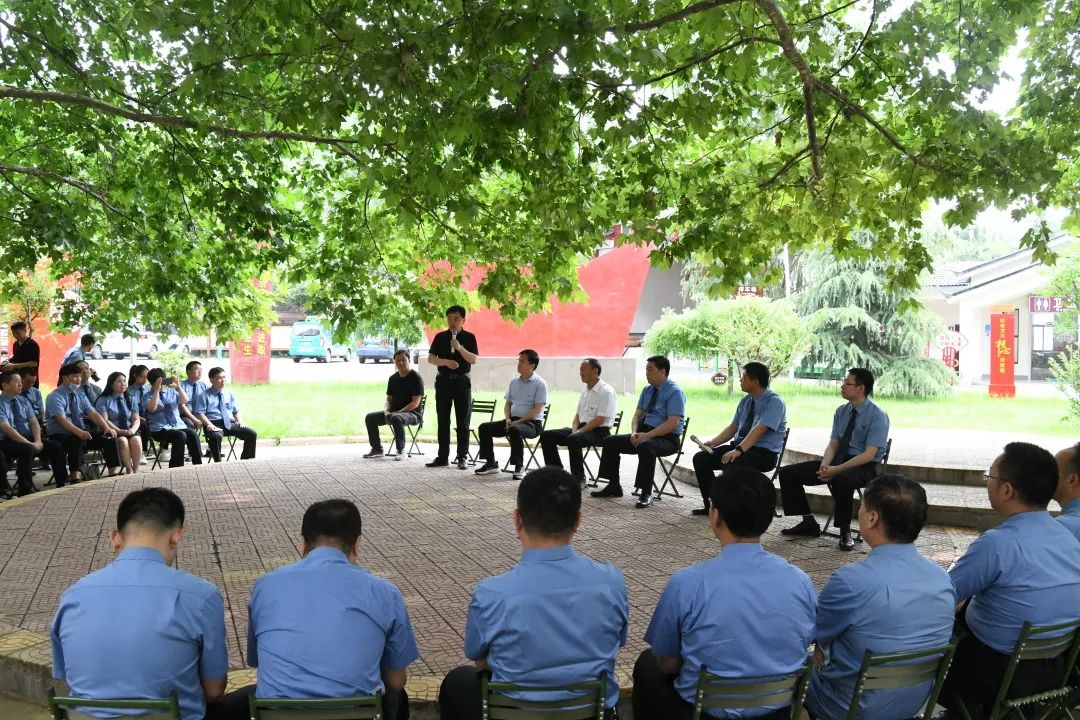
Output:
[{"xmin": 540, "ymin": 358, "xmax": 618, "ymax": 487}]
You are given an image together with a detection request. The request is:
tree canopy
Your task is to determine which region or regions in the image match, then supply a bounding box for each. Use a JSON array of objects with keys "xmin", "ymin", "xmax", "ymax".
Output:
[{"xmin": 0, "ymin": 0, "xmax": 1076, "ymax": 337}]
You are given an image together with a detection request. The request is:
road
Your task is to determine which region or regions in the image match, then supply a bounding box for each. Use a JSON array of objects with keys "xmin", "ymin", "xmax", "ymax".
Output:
[{"xmin": 79, "ymin": 354, "xmax": 404, "ymax": 384}]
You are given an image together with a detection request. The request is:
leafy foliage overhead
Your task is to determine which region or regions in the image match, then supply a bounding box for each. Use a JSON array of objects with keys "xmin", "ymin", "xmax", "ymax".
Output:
[{"xmin": 0, "ymin": 0, "xmax": 1075, "ymax": 336}]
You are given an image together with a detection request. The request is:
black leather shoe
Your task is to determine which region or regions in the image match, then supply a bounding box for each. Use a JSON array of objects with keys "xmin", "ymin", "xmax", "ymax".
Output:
[
  {"xmin": 574, "ymin": 475, "xmax": 588, "ymax": 489},
  {"xmin": 635, "ymin": 495, "xmax": 653, "ymax": 509},
  {"xmin": 780, "ymin": 518, "xmax": 822, "ymax": 537},
  {"xmin": 591, "ymin": 484, "xmax": 623, "ymax": 498},
  {"xmin": 839, "ymin": 528, "xmax": 855, "ymax": 551},
  {"xmin": 425, "ymin": 458, "xmax": 449, "ymax": 468},
  {"xmin": 474, "ymin": 461, "xmax": 500, "ymax": 475},
  {"xmin": 691, "ymin": 506, "xmax": 710, "ymax": 516},
  {"xmin": 363, "ymin": 448, "xmax": 384, "ymax": 459}
]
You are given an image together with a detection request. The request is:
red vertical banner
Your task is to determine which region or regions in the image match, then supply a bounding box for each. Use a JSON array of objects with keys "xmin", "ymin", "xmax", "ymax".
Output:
[
  {"xmin": 228, "ymin": 280, "xmax": 272, "ymax": 384},
  {"xmin": 989, "ymin": 311, "xmax": 1015, "ymax": 398}
]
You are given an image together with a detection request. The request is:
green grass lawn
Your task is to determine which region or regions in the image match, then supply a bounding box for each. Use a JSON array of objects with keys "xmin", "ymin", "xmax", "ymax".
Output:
[{"xmin": 233, "ymin": 380, "xmax": 1077, "ymax": 440}]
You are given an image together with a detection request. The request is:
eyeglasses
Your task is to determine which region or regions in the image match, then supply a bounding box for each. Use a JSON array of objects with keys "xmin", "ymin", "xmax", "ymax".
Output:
[
  {"xmin": 984, "ymin": 473, "xmax": 1006, "ymax": 483},
  {"xmin": 840, "ymin": 382, "xmax": 859, "ymax": 387}
]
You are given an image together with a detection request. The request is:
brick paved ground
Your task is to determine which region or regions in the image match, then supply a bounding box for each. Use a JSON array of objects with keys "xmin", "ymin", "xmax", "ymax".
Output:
[{"xmin": 0, "ymin": 444, "xmax": 978, "ymax": 701}]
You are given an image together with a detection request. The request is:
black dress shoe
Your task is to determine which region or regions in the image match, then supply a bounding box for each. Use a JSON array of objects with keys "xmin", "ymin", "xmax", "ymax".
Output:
[
  {"xmin": 635, "ymin": 495, "xmax": 653, "ymax": 509},
  {"xmin": 425, "ymin": 458, "xmax": 449, "ymax": 468},
  {"xmin": 780, "ymin": 518, "xmax": 822, "ymax": 537},
  {"xmin": 838, "ymin": 528, "xmax": 856, "ymax": 551},
  {"xmin": 591, "ymin": 483, "xmax": 623, "ymax": 498},
  {"xmin": 691, "ymin": 506, "xmax": 710, "ymax": 516},
  {"xmin": 363, "ymin": 448, "xmax": 384, "ymax": 459}
]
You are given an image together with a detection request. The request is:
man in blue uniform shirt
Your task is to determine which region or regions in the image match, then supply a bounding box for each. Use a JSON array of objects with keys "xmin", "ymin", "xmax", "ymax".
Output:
[
  {"xmin": 779, "ymin": 367, "xmax": 890, "ymax": 550},
  {"xmin": 691, "ymin": 362, "xmax": 787, "ymax": 516},
  {"xmin": 634, "ymin": 465, "xmax": 816, "ymax": 720},
  {"xmin": 45, "ymin": 363, "xmax": 117, "ymax": 485},
  {"xmin": 0, "ymin": 370, "xmax": 65, "ymax": 496},
  {"xmin": 806, "ymin": 474, "xmax": 955, "ymax": 720},
  {"xmin": 591, "ymin": 355, "xmax": 686, "ymax": 508},
  {"xmin": 51, "ymin": 487, "xmax": 249, "ymax": 720},
  {"xmin": 1053, "ymin": 442, "xmax": 1080, "ymax": 542},
  {"xmin": 62, "ymin": 333, "xmax": 96, "ymax": 366},
  {"xmin": 941, "ymin": 442, "xmax": 1080, "ymax": 715},
  {"xmin": 180, "ymin": 360, "xmax": 208, "ymax": 432},
  {"xmin": 247, "ymin": 499, "xmax": 418, "ymax": 719},
  {"xmin": 440, "ymin": 466, "xmax": 629, "ymax": 720},
  {"xmin": 194, "ymin": 368, "xmax": 257, "ymax": 461},
  {"xmin": 474, "ymin": 349, "xmax": 548, "ymax": 480}
]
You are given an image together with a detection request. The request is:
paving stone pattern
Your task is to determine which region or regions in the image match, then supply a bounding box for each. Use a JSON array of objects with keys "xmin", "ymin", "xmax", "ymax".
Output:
[{"xmin": 0, "ymin": 446, "xmax": 978, "ymax": 700}]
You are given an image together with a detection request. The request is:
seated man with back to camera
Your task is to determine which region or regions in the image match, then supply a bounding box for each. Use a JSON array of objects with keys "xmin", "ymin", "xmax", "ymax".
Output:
[
  {"xmin": 0, "ymin": 370, "xmax": 66, "ymax": 496},
  {"xmin": 1053, "ymin": 442, "xmax": 1080, "ymax": 542},
  {"xmin": 806, "ymin": 474, "xmax": 955, "ymax": 720},
  {"xmin": 473, "ymin": 349, "xmax": 548, "ymax": 481},
  {"xmin": 940, "ymin": 442, "xmax": 1080, "ymax": 716},
  {"xmin": 591, "ymin": 355, "xmax": 686, "ymax": 509},
  {"xmin": 633, "ymin": 465, "xmax": 816, "ymax": 720},
  {"xmin": 247, "ymin": 499, "xmax": 418, "ymax": 719},
  {"xmin": 778, "ymin": 367, "xmax": 889, "ymax": 550},
  {"xmin": 440, "ymin": 467, "xmax": 628, "ymax": 720},
  {"xmin": 363, "ymin": 349, "xmax": 424, "ymax": 460},
  {"xmin": 195, "ymin": 367, "xmax": 257, "ymax": 461},
  {"xmin": 691, "ymin": 361, "xmax": 787, "ymax": 517},
  {"xmin": 539, "ymin": 357, "xmax": 618, "ymax": 488},
  {"xmin": 144, "ymin": 368, "xmax": 203, "ymax": 468},
  {"xmin": 45, "ymin": 363, "xmax": 118, "ymax": 485}
]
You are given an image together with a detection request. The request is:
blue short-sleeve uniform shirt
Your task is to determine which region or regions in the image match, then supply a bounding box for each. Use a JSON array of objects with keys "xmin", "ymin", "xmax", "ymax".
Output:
[
  {"xmin": 464, "ymin": 545, "xmax": 629, "ymax": 708},
  {"xmin": 1058, "ymin": 498, "xmax": 1080, "ymax": 543},
  {"xmin": 0, "ymin": 393, "xmax": 35, "ymax": 438},
  {"xmin": 807, "ymin": 543, "xmax": 955, "ymax": 720},
  {"xmin": 45, "ymin": 386, "xmax": 93, "ymax": 435},
  {"xmin": 949, "ymin": 511, "xmax": 1080, "ymax": 653},
  {"xmin": 51, "ymin": 547, "xmax": 228, "ymax": 720},
  {"xmin": 248, "ymin": 547, "xmax": 419, "ymax": 699},
  {"xmin": 196, "ymin": 388, "xmax": 240, "ymax": 423},
  {"xmin": 505, "ymin": 375, "xmax": 548, "ymax": 422},
  {"xmin": 644, "ymin": 543, "xmax": 817, "ymax": 713},
  {"xmin": 95, "ymin": 394, "xmax": 136, "ymax": 430},
  {"xmin": 636, "ymin": 379, "xmax": 686, "ymax": 435},
  {"xmin": 730, "ymin": 389, "xmax": 787, "ymax": 454},
  {"xmin": 180, "ymin": 379, "xmax": 208, "ymax": 412},
  {"xmin": 22, "ymin": 385, "xmax": 44, "ymax": 421},
  {"xmin": 145, "ymin": 387, "xmax": 185, "ymax": 432},
  {"xmin": 830, "ymin": 398, "xmax": 889, "ymax": 463}
]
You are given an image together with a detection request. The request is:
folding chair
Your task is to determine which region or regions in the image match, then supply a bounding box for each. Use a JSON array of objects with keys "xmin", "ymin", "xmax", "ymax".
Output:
[
  {"xmin": 223, "ymin": 434, "xmax": 238, "ymax": 461},
  {"xmin": 458, "ymin": 398, "xmax": 497, "ymax": 465},
  {"xmin": 380, "ymin": 395, "xmax": 428, "ymax": 457},
  {"xmin": 249, "ymin": 692, "xmax": 383, "ymax": 719},
  {"xmin": 48, "ymin": 688, "xmax": 180, "ymax": 719},
  {"xmin": 652, "ymin": 416, "xmax": 690, "ymax": 500},
  {"xmin": 482, "ymin": 672, "xmax": 606, "ymax": 720},
  {"xmin": 502, "ymin": 404, "xmax": 551, "ymax": 473},
  {"xmin": 585, "ymin": 410, "xmax": 624, "ymax": 487},
  {"xmin": 844, "ymin": 641, "xmax": 957, "ymax": 720},
  {"xmin": 823, "ymin": 438, "xmax": 892, "ymax": 543},
  {"xmin": 693, "ymin": 658, "xmax": 811, "ymax": 719},
  {"xmin": 952, "ymin": 618, "xmax": 1080, "ymax": 720},
  {"xmin": 773, "ymin": 427, "xmax": 792, "ymax": 517},
  {"xmin": 148, "ymin": 436, "xmax": 165, "ymax": 470}
]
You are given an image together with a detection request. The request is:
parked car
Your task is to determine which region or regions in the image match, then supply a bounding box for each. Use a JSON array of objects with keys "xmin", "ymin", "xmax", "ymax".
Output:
[
  {"xmin": 96, "ymin": 324, "xmax": 198, "ymax": 359},
  {"xmin": 355, "ymin": 338, "xmax": 420, "ymax": 363},
  {"xmin": 289, "ymin": 321, "xmax": 352, "ymax": 363}
]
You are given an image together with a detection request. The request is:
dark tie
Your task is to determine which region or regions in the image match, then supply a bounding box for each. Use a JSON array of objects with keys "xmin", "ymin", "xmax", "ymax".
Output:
[
  {"xmin": 117, "ymin": 397, "xmax": 129, "ymax": 429},
  {"xmin": 10, "ymin": 398, "xmax": 19, "ymax": 431},
  {"xmin": 646, "ymin": 386, "xmax": 659, "ymax": 414},
  {"xmin": 220, "ymin": 395, "xmax": 232, "ymax": 430},
  {"xmin": 68, "ymin": 392, "xmax": 83, "ymax": 430},
  {"xmin": 834, "ymin": 407, "xmax": 859, "ymax": 461},
  {"xmin": 736, "ymin": 398, "xmax": 755, "ymax": 441}
]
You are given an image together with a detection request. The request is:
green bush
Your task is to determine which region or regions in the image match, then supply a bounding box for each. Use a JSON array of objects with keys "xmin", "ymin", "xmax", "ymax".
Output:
[
  {"xmin": 153, "ymin": 349, "xmax": 192, "ymax": 380},
  {"xmin": 1050, "ymin": 344, "xmax": 1080, "ymax": 421}
]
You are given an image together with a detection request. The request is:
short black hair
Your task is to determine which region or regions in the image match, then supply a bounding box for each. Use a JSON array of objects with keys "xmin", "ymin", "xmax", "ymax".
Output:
[
  {"xmin": 301, "ymin": 499, "xmax": 363, "ymax": 548},
  {"xmin": 446, "ymin": 304, "xmax": 467, "ymax": 318},
  {"xmin": 128, "ymin": 364, "xmax": 148, "ymax": 384},
  {"xmin": 102, "ymin": 371, "xmax": 127, "ymax": 397},
  {"xmin": 146, "ymin": 367, "xmax": 166, "ymax": 384},
  {"xmin": 709, "ymin": 465, "xmax": 775, "ymax": 537},
  {"xmin": 18, "ymin": 366, "xmax": 36, "ymax": 379},
  {"xmin": 117, "ymin": 488, "xmax": 185, "ymax": 533},
  {"xmin": 80, "ymin": 333, "xmax": 96, "ymax": 347},
  {"xmin": 208, "ymin": 366, "xmax": 225, "ymax": 379},
  {"xmin": 862, "ymin": 474, "xmax": 928, "ymax": 543},
  {"xmin": 519, "ymin": 348, "xmax": 539, "ymax": 369},
  {"xmin": 647, "ymin": 355, "xmax": 671, "ymax": 376},
  {"xmin": 742, "ymin": 362, "xmax": 770, "ymax": 388},
  {"xmin": 517, "ymin": 466, "xmax": 581, "ymax": 537},
  {"xmin": 998, "ymin": 442, "xmax": 1058, "ymax": 507},
  {"xmin": 583, "ymin": 358, "xmax": 602, "ymax": 375},
  {"xmin": 393, "ymin": 348, "xmax": 409, "ymax": 359},
  {"xmin": 0, "ymin": 369, "xmax": 19, "ymax": 387},
  {"xmin": 10, "ymin": 321, "xmax": 27, "ymax": 332},
  {"xmin": 185, "ymin": 360, "xmax": 201, "ymax": 373},
  {"xmin": 847, "ymin": 367, "xmax": 875, "ymax": 396},
  {"xmin": 59, "ymin": 363, "xmax": 83, "ymax": 379}
]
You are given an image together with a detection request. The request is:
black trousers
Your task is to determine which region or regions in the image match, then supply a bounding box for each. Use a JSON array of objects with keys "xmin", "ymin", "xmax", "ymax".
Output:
[
  {"xmin": 632, "ymin": 650, "xmax": 790, "ymax": 720},
  {"xmin": 365, "ymin": 410, "xmax": 420, "ymax": 453},
  {"xmin": 477, "ymin": 417, "xmax": 542, "ymax": 467},
  {"xmin": 1, "ymin": 437, "xmax": 64, "ymax": 493},
  {"xmin": 779, "ymin": 459, "xmax": 877, "ymax": 529},
  {"xmin": 152, "ymin": 427, "xmax": 203, "ymax": 468},
  {"xmin": 87, "ymin": 433, "xmax": 121, "ymax": 469},
  {"xmin": 435, "ymin": 374, "xmax": 472, "ymax": 461},
  {"xmin": 596, "ymin": 432, "xmax": 681, "ymax": 496},
  {"xmin": 540, "ymin": 425, "xmax": 611, "ymax": 480},
  {"xmin": 439, "ymin": 666, "xmax": 613, "ymax": 720},
  {"xmin": 202, "ymin": 685, "xmax": 408, "ymax": 720},
  {"xmin": 693, "ymin": 444, "xmax": 778, "ymax": 509},
  {"xmin": 48, "ymin": 433, "xmax": 86, "ymax": 480},
  {"xmin": 205, "ymin": 425, "xmax": 258, "ymax": 461}
]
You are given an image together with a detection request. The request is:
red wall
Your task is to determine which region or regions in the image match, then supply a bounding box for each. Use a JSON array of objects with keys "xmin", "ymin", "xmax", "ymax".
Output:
[{"xmin": 427, "ymin": 244, "xmax": 652, "ymax": 357}]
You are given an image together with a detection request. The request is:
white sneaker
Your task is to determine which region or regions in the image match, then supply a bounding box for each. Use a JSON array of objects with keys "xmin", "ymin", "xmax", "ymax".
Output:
[
  {"xmin": 512, "ymin": 466, "xmax": 525, "ymax": 480},
  {"xmin": 394, "ymin": 453, "xmax": 405, "ymax": 462}
]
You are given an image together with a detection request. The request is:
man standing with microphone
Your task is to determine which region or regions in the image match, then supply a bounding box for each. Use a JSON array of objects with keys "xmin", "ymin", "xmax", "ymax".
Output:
[{"xmin": 426, "ymin": 305, "xmax": 479, "ymax": 470}]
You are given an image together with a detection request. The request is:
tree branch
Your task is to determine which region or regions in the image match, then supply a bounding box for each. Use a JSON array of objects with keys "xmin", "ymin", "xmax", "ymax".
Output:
[
  {"xmin": 758, "ymin": 145, "xmax": 811, "ymax": 188},
  {"xmin": 0, "ymin": 85, "xmax": 359, "ymax": 146},
  {"xmin": 0, "ymin": 163, "xmax": 124, "ymax": 215},
  {"xmin": 594, "ymin": 35, "xmax": 780, "ymax": 89},
  {"xmin": 621, "ymin": 0, "xmax": 740, "ymax": 34}
]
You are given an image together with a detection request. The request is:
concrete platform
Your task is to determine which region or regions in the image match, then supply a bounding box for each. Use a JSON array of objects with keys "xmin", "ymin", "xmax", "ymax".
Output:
[{"xmin": 0, "ymin": 443, "xmax": 978, "ymax": 713}]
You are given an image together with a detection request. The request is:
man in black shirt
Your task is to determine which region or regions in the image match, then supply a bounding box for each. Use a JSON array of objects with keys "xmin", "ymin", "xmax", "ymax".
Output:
[
  {"xmin": 364, "ymin": 350, "xmax": 425, "ymax": 460},
  {"xmin": 4, "ymin": 321, "xmax": 40, "ymax": 388},
  {"xmin": 426, "ymin": 305, "xmax": 479, "ymax": 470}
]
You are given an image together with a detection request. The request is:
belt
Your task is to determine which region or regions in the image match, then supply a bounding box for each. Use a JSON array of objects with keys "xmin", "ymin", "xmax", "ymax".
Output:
[{"xmin": 440, "ymin": 372, "xmax": 470, "ymax": 379}]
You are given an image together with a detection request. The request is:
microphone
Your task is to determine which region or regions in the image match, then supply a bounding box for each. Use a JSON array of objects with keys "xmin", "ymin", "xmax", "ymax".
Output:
[{"xmin": 690, "ymin": 434, "xmax": 714, "ymax": 454}]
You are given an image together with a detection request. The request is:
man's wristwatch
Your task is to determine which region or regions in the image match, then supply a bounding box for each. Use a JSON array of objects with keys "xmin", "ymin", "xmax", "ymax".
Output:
[{"xmin": 734, "ymin": 447, "xmax": 745, "ymax": 455}]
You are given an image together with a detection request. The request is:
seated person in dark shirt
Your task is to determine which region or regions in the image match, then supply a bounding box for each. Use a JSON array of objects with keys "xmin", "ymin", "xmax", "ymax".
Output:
[{"xmin": 364, "ymin": 350, "xmax": 424, "ymax": 460}]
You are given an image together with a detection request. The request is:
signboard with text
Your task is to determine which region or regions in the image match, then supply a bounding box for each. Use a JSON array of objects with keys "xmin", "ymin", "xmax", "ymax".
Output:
[
  {"xmin": 1029, "ymin": 296, "xmax": 1065, "ymax": 313},
  {"xmin": 228, "ymin": 279, "xmax": 272, "ymax": 384},
  {"xmin": 989, "ymin": 311, "xmax": 1015, "ymax": 398}
]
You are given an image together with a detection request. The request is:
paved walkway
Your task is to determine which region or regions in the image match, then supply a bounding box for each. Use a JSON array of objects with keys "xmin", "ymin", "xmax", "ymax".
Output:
[{"xmin": 0, "ymin": 444, "xmax": 978, "ymax": 704}]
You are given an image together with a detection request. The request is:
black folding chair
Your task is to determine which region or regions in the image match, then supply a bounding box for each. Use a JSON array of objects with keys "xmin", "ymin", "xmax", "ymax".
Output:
[
  {"xmin": 652, "ymin": 416, "xmax": 690, "ymax": 500},
  {"xmin": 773, "ymin": 427, "xmax": 792, "ymax": 517},
  {"xmin": 823, "ymin": 438, "xmax": 892, "ymax": 543},
  {"xmin": 380, "ymin": 395, "xmax": 428, "ymax": 457},
  {"xmin": 457, "ymin": 398, "xmax": 496, "ymax": 465},
  {"xmin": 586, "ymin": 410, "xmax": 624, "ymax": 487},
  {"xmin": 502, "ymin": 404, "xmax": 551, "ymax": 473}
]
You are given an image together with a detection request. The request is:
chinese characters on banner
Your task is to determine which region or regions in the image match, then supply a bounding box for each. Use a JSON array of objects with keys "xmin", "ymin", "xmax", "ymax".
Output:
[
  {"xmin": 228, "ymin": 279, "xmax": 273, "ymax": 384},
  {"xmin": 988, "ymin": 311, "xmax": 1015, "ymax": 398}
]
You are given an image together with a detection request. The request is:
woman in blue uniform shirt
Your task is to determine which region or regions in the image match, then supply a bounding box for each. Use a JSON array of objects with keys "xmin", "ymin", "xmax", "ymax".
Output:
[{"xmin": 95, "ymin": 372, "xmax": 143, "ymax": 474}]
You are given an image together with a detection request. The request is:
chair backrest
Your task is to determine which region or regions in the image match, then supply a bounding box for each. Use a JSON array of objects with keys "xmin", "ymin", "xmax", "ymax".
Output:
[
  {"xmin": 539, "ymin": 403, "xmax": 551, "ymax": 430},
  {"xmin": 991, "ymin": 618, "xmax": 1080, "ymax": 713},
  {"xmin": 772, "ymin": 427, "xmax": 792, "ymax": 478},
  {"xmin": 879, "ymin": 438, "xmax": 893, "ymax": 475},
  {"xmin": 48, "ymin": 688, "xmax": 180, "ymax": 720},
  {"xmin": 481, "ymin": 673, "xmax": 606, "ymax": 720},
  {"xmin": 610, "ymin": 410, "xmax": 623, "ymax": 434},
  {"xmin": 693, "ymin": 659, "xmax": 811, "ymax": 720},
  {"xmin": 677, "ymin": 416, "xmax": 691, "ymax": 454},
  {"xmin": 417, "ymin": 395, "xmax": 427, "ymax": 415},
  {"xmin": 470, "ymin": 399, "xmax": 497, "ymax": 424},
  {"xmin": 844, "ymin": 641, "xmax": 957, "ymax": 720},
  {"xmin": 249, "ymin": 693, "xmax": 383, "ymax": 720}
]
